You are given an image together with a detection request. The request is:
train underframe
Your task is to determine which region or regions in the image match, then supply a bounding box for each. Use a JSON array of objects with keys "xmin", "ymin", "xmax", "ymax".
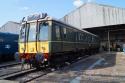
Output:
[
  {"xmin": 50, "ymin": 48, "xmax": 99, "ymax": 67},
  {"xmin": 20, "ymin": 47, "xmax": 99, "ymax": 68},
  {"xmin": 0, "ymin": 53, "xmax": 15, "ymax": 63}
]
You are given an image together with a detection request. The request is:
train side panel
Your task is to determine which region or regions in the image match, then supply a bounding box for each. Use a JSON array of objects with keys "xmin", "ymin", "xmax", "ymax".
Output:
[{"xmin": 50, "ymin": 21, "xmax": 99, "ymax": 54}]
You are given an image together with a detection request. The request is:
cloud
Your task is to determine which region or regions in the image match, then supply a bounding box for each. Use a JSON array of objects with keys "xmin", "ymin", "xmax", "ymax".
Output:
[{"xmin": 73, "ymin": 0, "xmax": 83, "ymax": 7}]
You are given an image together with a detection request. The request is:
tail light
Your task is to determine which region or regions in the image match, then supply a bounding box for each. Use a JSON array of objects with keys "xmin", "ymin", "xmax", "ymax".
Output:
[{"xmin": 43, "ymin": 53, "xmax": 49, "ymax": 59}]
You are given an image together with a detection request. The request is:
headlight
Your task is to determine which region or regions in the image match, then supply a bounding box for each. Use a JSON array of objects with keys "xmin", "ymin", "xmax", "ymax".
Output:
[{"xmin": 44, "ymin": 59, "xmax": 47, "ymax": 61}]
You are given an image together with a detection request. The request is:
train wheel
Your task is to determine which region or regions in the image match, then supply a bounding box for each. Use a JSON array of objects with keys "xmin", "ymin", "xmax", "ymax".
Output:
[{"xmin": 32, "ymin": 60, "xmax": 41, "ymax": 69}]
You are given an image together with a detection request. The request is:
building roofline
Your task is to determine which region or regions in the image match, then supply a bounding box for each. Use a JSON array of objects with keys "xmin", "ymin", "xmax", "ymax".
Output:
[
  {"xmin": 60, "ymin": 2, "xmax": 125, "ymax": 20},
  {"xmin": 7, "ymin": 21, "xmax": 20, "ymax": 24},
  {"xmin": 0, "ymin": 21, "xmax": 20, "ymax": 29}
]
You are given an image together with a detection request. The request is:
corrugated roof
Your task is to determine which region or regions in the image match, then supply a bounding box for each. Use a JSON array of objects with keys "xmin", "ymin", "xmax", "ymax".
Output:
[
  {"xmin": 61, "ymin": 2, "xmax": 125, "ymax": 29},
  {"xmin": 0, "ymin": 21, "xmax": 20, "ymax": 28},
  {"xmin": 0, "ymin": 21, "xmax": 20, "ymax": 34}
]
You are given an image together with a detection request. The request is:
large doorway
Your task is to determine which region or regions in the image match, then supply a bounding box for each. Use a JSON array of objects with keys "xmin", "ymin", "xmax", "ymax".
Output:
[{"xmin": 85, "ymin": 24, "xmax": 125, "ymax": 52}]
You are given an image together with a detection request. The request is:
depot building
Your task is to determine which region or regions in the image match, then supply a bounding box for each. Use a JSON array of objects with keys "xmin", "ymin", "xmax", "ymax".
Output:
[{"xmin": 61, "ymin": 3, "xmax": 125, "ymax": 52}]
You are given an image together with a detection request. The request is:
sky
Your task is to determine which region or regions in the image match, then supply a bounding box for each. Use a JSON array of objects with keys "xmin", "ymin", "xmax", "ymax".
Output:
[{"xmin": 0, "ymin": 0, "xmax": 125, "ymax": 26}]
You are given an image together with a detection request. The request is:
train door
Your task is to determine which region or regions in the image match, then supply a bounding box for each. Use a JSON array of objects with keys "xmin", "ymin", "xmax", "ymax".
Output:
[
  {"xmin": 37, "ymin": 21, "xmax": 50, "ymax": 54},
  {"xmin": 51, "ymin": 22, "xmax": 62, "ymax": 53}
]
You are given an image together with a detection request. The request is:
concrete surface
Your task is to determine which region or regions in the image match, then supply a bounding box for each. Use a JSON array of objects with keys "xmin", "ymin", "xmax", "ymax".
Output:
[
  {"xmin": 30, "ymin": 52, "xmax": 125, "ymax": 83},
  {"xmin": 0, "ymin": 80, "xmax": 18, "ymax": 83}
]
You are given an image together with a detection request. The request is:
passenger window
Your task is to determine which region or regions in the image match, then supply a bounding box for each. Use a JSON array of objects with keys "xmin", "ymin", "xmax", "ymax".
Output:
[
  {"xmin": 80, "ymin": 34, "xmax": 82, "ymax": 41},
  {"xmin": 55, "ymin": 25, "xmax": 61, "ymax": 40},
  {"xmin": 85, "ymin": 34, "xmax": 88, "ymax": 42},
  {"xmin": 67, "ymin": 28, "xmax": 72, "ymax": 41},
  {"xmin": 82, "ymin": 34, "xmax": 85, "ymax": 41},
  {"xmin": 78, "ymin": 33, "xmax": 80, "ymax": 41},
  {"xmin": 63, "ymin": 28, "xmax": 66, "ymax": 34},
  {"xmin": 92, "ymin": 37, "xmax": 94, "ymax": 43},
  {"xmin": 63, "ymin": 27, "xmax": 67, "ymax": 39},
  {"xmin": 88, "ymin": 35, "xmax": 91, "ymax": 42}
]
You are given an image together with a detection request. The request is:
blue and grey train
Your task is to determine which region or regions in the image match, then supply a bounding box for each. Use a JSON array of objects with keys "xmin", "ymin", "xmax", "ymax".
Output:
[{"xmin": 0, "ymin": 32, "xmax": 18, "ymax": 62}]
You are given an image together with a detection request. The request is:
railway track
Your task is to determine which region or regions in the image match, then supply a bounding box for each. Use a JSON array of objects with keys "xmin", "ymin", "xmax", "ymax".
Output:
[
  {"xmin": 15, "ymin": 55, "xmax": 92, "ymax": 83},
  {"xmin": 0, "ymin": 68, "xmax": 36, "ymax": 80},
  {"xmin": 0, "ymin": 54, "xmax": 95, "ymax": 83},
  {"xmin": 0, "ymin": 63, "xmax": 32, "ymax": 78},
  {"xmin": 0, "ymin": 62, "xmax": 21, "ymax": 68},
  {"xmin": 20, "ymin": 55, "xmax": 92, "ymax": 83},
  {"xmin": 0, "ymin": 63, "xmax": 55, "ymax": 83},
  {"xmin": 8, "ymin": 68, "xmax": 51, "ymax": 83},
  {"xmin": 0, "ymin": 62, "xmax": 45, "ymax": 83}
]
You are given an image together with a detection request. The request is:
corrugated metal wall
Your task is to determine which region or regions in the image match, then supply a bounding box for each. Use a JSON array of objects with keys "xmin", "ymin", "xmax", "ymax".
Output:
[
  {"xmin": 61, "ymin": 3, "xmax": 125, "ymax": 29},
  {"xmin": 0, "ymin": 21, "xmax": 20, "ymax": 34}
]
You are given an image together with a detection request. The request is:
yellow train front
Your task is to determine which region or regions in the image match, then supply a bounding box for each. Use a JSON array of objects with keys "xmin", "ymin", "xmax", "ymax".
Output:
[{"xmin": 19, "ymin": 13, "xmax": 99, "ymax": 68}]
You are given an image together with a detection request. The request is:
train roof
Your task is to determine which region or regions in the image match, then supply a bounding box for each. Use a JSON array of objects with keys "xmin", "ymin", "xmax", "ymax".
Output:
[
  {"xmin": 50, "ymin": 17, "xmax": 98, "ymax": 37},
  {"xmin": 22, "ymin": 14, "xmax": 98, "ymax": 37}
]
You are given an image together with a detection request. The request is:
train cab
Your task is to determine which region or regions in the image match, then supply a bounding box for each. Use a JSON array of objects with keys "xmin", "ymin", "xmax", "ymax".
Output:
[{"xmin": 19, "ymin": 13, "xmax": 51, "ymax": 67}]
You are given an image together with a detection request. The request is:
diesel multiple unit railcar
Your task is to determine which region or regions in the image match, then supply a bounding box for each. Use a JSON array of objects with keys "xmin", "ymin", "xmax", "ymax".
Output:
[
  {"xmin": 0, "ymin": 33, "xmax": 18, "ymax": 62},
  {"xmin": 19, "ymin": 13, "xmax": 100, "ymax": 67}
]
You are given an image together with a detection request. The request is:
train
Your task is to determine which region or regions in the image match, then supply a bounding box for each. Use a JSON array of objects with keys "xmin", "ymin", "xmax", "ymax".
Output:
[
  {"xmin": 0, "ymin": 32, "xmax": 18, "ymax": 62},
  {"xmin": 18, "ymin": 13, "xmax": 100, "ymax": 68}
]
